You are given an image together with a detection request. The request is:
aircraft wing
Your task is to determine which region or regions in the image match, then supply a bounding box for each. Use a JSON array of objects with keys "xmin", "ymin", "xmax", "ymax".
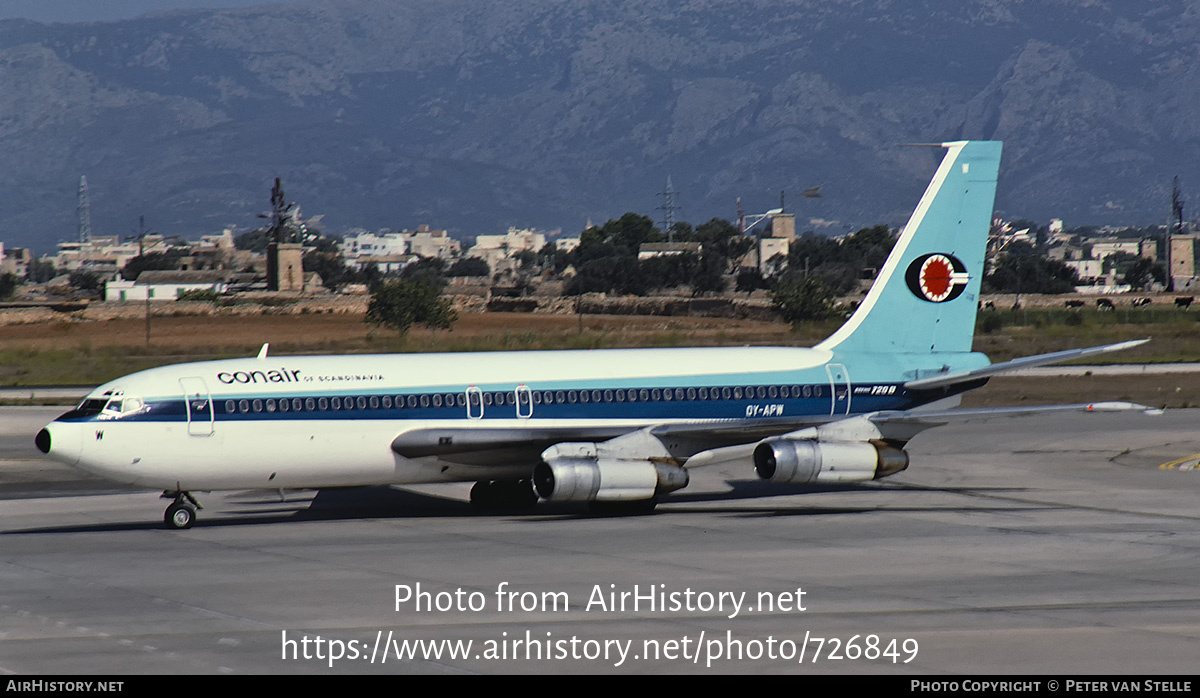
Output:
[
  {"xmin": 392, "ymin": 415, "xmax": 843, "ymax": 467},
  {"xmin": 904, "ymin": 339, "xmax": 1148, "ymax": 391},
  {"xmin": 391, "ymin": 398, "xmax": 1158, "ymax": 469},
  {"xmin": 679, "ymin": 401, "xmax": 1158, "ymax": 470}
]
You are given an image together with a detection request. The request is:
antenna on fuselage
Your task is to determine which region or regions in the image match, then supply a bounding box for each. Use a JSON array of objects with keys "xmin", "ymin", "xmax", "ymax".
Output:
[{"xmin": 257, "ymin": 343, "xmax": 269, "ymax": 360}]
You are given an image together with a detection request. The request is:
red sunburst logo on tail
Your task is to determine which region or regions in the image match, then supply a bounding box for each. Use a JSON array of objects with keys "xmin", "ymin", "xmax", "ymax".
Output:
[{"xmin": 904, "ymin": 253, "xmax": 970, "ymax": 303}]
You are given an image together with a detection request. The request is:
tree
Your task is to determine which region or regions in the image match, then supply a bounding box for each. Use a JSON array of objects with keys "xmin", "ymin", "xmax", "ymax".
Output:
[
  {"xmin": 984, "ymin": 255, "xmax": 1079, "ymax": 294},
  {"xmin": 68, "ymin": 269, "xmax": 105, "ymax": 296},
  {"xmin": 27, "ymin": 259, "xmax": 56, "ymax": 283},
  {"xmin": 366, "ymin": 279, "xmax": 457, "ymax": 335},
  {"xmin": 122, "ymin": 249, "xmax": 186, "ymax": 280},
  {"xmin": 447, "ymin": 257, "xmax": 490, "ymax": 277},
  {"xmin": 399, "ymin": 256, "xmax": 447, "ymax": 289},
  {"xmin": 770, "ymin": 277, "xmax": 836, "ymax": 327},
  {"xmin": 303, "ymin": 250, "xmax": 354, "ymax": 291},
  {"xmin": 0, "ymin": 273, "xmax": 20, "ymax": 301},
  {"xmin": 1121, "ymin": 257, "xmax": 1165, "ymax": 290}
]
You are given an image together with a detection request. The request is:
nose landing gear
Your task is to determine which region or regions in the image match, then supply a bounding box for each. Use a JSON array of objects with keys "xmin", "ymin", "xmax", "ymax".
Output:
[{"xmin": 162, "ymin": 491, "xmax": 202, "ymax": 529}]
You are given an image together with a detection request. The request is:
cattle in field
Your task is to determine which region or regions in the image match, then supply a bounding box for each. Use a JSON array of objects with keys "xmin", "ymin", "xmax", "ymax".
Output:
[
  {"xmin": 1176, "ymin": 296, "xmax": 1194, "ymax": 310},
  {"xmin": 979, "ymin": 300, "xmax": 995, "ymax": 310},
  {"xmin": 1131, "ymin": 297, "xmax": 1152, "ymax": 307},
  {"xmin": 1095, "ymin": 298, "xmax": 1115, "ymax": 310},
  {"xmin": 1065, "ymin": 300, "xmax": 1085, "ymax": 309}
]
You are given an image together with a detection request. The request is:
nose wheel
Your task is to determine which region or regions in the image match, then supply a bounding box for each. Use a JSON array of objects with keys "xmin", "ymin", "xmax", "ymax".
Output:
[{"xmin": 162, "ymin": 491, "xmax": 202, "ymax": 529}]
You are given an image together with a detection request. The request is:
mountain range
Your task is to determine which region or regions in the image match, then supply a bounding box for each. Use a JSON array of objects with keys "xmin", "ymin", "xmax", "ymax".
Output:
[{"xmin": 2, "ymin": 0, "xmax": 1198, "ymax": 251}]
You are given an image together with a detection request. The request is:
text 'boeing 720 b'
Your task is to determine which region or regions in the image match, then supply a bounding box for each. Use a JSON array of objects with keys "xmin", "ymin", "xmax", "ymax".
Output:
[{"xmin": 36, "ymin": 141, "xmax": 1151, "ymax": 528}]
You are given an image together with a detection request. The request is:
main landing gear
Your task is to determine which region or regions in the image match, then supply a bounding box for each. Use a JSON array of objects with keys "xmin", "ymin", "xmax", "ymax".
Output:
[
  {"xmin": 162, "ymin": 491, "xmax": 202, "ymax": 529},
  {"xmin": 470, "ymin": 479, "xmax": 537, "ymax": 513}
]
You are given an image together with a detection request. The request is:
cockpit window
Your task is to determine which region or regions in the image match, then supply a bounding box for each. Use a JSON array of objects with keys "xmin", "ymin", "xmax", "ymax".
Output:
[
  {"xmin": 101, "ymin": 395, "xmax": 145, "ymax": 417},
  {"xmin": 56, "ymin": 397, "xmax": 108, "ymax": 420}
]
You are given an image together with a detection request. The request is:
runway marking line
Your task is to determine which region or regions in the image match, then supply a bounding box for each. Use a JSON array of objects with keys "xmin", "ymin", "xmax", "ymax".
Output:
[{"xmin": 1158, "ymin": 454, "xmax": 1200, "ymax": 471}]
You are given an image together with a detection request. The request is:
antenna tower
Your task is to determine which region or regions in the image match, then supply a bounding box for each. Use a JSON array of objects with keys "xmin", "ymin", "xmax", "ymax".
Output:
[
  {"xmin": 657, "ymin": 177, "xmax": 682, "ymax": 243},
  {"xmin": 77, "ymin": 176, "xmax": 92, "ymax": 243}
]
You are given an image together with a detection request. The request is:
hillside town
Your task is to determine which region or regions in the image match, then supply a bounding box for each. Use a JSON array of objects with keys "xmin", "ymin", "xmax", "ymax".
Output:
[{"xmin": 0, "ymin": 178, "xmax": 1195, "ymax": 317}]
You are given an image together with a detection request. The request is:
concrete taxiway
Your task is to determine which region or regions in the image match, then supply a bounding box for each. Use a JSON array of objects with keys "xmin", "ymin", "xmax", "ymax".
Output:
[{"xmin": 0, "ymin": 405, "xmax": 1198, "ymax": 674}]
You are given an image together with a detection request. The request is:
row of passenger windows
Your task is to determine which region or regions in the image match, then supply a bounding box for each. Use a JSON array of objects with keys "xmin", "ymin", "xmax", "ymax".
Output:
[{"xmin": 221, "ymin": 384, "xmax": 838, "ymax": 414}]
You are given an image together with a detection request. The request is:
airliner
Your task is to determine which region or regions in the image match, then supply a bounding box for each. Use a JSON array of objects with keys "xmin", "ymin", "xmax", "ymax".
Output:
[{"xmin": 35, "ymin": 141, "xmax": 1150, "ymax": 528}]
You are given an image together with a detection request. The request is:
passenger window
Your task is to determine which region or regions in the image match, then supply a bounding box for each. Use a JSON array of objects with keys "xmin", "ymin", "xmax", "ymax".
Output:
[{"xmin": 225, "ymin": 400, "xmax": 236, "ymax": 413}]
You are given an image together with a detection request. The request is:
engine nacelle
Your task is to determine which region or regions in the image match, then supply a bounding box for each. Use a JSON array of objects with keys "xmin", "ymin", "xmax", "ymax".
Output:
[
  {"xmin": 753, "ymin": 439, "xmax": 908, "ymax": 484},
  {"xmin": 533, "ymin": 443, "xmax": 689, "ymax": 502}
]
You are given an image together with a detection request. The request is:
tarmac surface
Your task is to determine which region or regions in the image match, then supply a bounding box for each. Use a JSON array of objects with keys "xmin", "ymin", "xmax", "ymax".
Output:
[{"xmin": 0, "ymin": 405, "xmax": 1198, "ymax": 675}]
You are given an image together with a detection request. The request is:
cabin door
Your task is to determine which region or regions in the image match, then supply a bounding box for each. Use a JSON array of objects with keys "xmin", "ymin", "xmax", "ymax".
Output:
[
  {"xmin": 180, "ymin": 377, "xmax": 214, "ymax": 436},
  {"xmin": 515, "ymin": 385, "xmax": 533, "ymax": 419},
  {"xmin": 825, "ymin": 363, "xmax": 852, "ymax": 416}
]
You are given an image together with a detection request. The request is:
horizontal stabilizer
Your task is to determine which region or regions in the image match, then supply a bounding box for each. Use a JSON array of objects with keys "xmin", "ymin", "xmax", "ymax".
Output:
[
  {"xmin": 904, "ymin": 339, "xmax": 1148, "ymax": 391},
  {"xmin": 873, "ymin": 401, "xmax": 1158, "ymax": 428}
]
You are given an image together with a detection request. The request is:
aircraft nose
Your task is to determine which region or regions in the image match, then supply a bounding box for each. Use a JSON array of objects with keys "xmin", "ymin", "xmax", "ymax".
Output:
[{"xmin": 36, "ymin": 424, "xmax": 82, "ymax": 466}]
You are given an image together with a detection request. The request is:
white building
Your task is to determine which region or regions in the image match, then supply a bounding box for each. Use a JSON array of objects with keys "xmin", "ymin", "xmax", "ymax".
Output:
[
  {"xmin": 406, "ymin": 225, "xmax": 461, "ymax": 260},
  {"xmin": 50, "ymin": 235, "xmax": 171, "ymax": 272},
  {"xmin": 340, "ymin": 230, "xmax": 410, "ymax": 265},
  {"xmin": 468, "ymin": 227, "xmax": 547, "ymax": 272},
  {"xmin": 105, "ymin": 270, "xmax": 229, "ymax": 302},
  {"xmin": 1089, "ymin": 238, "xmax": 1141, "ymax": 261},
  {"xmin": 1063, "ymin": 259, "xmax": 1103, "ymax": 282}
]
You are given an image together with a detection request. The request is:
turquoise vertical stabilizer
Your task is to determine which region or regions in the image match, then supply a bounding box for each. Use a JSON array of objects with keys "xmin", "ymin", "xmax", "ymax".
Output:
[{"xmin": 816, "ymin": 141, "xmax": 1002, "ymax": 356}]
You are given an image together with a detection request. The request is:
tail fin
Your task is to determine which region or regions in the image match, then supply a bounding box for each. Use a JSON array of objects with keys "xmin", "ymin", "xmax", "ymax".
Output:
[{"xmin": 816, "ymin": 140, "xmax": 1002, "ymax": 355}]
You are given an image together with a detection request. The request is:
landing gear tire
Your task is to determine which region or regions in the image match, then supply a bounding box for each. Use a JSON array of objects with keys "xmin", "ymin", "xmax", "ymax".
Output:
[
  {"xmin": 470, "ymin": 479, "xmax": 537, "ymax": 512},
  {"xmin": 165, "ymin": 502, "xmax": 195, "ymax": 529},
  {"xmin": 161, "ymin": 491, "xmax": 201, "ymax": 529}
]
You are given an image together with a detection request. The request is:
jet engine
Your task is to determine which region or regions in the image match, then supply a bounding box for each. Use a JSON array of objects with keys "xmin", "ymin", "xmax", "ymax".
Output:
[
  {"xmin": 753, "ymin": 438, "xmax": 908, "ymax": 484},
  {"xmin": 533, "ymin": 443, "xmax": 689, "ymax": 502}
]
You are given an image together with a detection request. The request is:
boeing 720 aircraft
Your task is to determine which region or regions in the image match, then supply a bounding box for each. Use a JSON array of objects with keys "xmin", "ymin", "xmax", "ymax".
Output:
[{"xmin": 35, "ymin": 141, "xmax": 1150, "ymax": 528}]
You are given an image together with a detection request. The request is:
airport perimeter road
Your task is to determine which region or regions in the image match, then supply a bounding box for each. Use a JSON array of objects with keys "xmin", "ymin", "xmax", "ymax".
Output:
[{"xmin": 0, "ymin": 407, "xmax": 1198, "ymax": 674}]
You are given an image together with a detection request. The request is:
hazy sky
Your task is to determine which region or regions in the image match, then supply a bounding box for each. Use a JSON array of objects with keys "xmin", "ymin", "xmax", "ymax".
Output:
[{"xmin": 0, "ymin": 1, "xmax": 274, "ymax": 23}]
